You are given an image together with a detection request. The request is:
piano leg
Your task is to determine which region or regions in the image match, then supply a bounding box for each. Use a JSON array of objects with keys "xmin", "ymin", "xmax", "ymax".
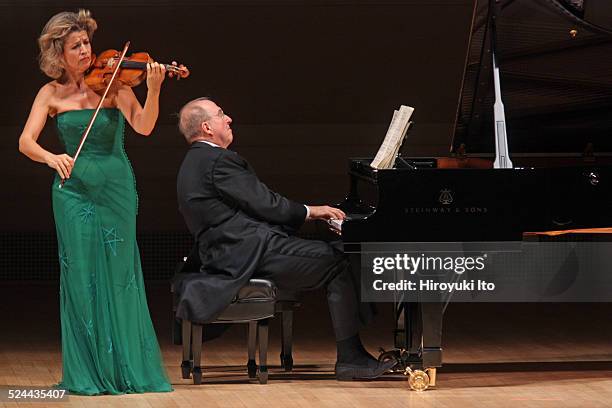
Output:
[
  {"xmin": 395, "ymin": 302, "xmax": 443, "ymax": 367},
  {"xmin": 396, "ymin": 302, "xmax": 424, "ymax": 363},
  {"xmin": 420, "ymin": 302, "xmax": 443, "ymax": 369},
  {"xmin": 394, "ymin": 302, "xmax": 406, "ymax": 348},
  {"xmin": 409, "ymin": 302, "xmax": 422, "ymax": 358}
]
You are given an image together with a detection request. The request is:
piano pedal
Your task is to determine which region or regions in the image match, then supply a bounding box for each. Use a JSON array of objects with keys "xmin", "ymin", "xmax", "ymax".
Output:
[{"xmin": 377, "ymin": 347, "xmax": 408, "ymax": 372}]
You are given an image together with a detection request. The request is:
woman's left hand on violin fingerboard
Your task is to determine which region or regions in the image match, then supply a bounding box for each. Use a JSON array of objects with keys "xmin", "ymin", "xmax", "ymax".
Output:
[{"xmin": 145, "ymin": 62, "xmax": 166, "ymax": 93}]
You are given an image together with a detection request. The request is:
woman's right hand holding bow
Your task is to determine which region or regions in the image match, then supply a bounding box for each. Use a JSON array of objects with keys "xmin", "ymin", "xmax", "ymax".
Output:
[{"xmin": 45, "ymin": 153, "xmax": 74, "ymax": 179}]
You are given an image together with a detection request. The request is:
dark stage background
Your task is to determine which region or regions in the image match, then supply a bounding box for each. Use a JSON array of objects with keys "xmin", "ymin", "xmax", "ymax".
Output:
[
  {"xmin": 2, "ymin": 4, "xmax": 611, "ymax": 391},
  {"xmin": 0, "ymin": 0, "xmax": 474, "ymax": 279}
]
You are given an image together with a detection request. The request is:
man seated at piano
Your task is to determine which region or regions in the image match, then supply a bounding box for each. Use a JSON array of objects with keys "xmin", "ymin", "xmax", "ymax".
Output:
[{"xmin": 175, "ymin": 97, "xmax": 397, "ymax": 380}]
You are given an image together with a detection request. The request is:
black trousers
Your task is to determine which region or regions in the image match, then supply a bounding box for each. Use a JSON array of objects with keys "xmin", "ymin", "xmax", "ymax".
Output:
[{"xmin": 254, "ymin": 234, "xmax": 372, "ymax": 341}]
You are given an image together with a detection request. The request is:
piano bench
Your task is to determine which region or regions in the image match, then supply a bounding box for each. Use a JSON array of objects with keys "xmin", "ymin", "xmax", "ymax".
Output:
[{"xmin": 173, "ymin": 278, "xmax": 300, "ymax": 384}]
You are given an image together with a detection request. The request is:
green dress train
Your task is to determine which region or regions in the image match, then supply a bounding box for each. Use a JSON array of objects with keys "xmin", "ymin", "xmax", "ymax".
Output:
[{"xmin": 52, "ymin": 108, "xmax": 172, "ymax": 395}]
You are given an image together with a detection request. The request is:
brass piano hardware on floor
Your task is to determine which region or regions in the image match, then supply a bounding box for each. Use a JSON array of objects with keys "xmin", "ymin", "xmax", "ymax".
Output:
[{"xmin": 378, "ymin": 347, "xmax": 437, "ymax": 391}]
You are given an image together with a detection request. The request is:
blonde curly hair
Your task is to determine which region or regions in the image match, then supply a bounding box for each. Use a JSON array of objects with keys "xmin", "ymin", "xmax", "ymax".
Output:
[{"xmin": 38, "ymin": 9, "xmax": 97, "ymax": 80}]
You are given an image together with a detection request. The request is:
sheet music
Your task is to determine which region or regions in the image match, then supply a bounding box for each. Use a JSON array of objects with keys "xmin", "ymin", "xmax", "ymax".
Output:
[
  {"xmin": 371, "ymin": 109, "xmax": 399, "ymax": 169},
  {"xmin": 390, "ymin": 120, "xmax": 412, "ymax": 165},
  {"xmin": 371, "ymin": 105, "xmax": 414, "ymax": 169}
]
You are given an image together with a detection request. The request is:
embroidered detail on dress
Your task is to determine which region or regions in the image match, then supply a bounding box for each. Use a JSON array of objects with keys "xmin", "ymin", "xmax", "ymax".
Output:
[
  {"xmin": 102, "ymin": 227, "xmax": 124, "ymax": 256},
  {"xmin": 59, "ymin": 249, "xmax": 70, "ymax": 270},
  {"xmin": 124, "ymin": 272, "xmax": 138, "ymax": 292},
  {"xmin": 58, "ymin": 249, "xmax": 69, "ymax": 296},
  {"xmin": 106, "ymin": 336, "xmax": 114, "ymax": 354},
  {"xmin": 78, "ymin": 203, "xmax": 96, "ymax": 223},
  {"xmin": 82, "ymin": 318, "xmax": 94, "ymax": 338}
]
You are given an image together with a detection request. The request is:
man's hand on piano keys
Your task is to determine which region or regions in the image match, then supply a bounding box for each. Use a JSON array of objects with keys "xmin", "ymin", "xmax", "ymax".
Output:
[
  {"xmin": 306, "ymin": 205, "xmax": 346, "ymax": 222},
  {"xmin": 327, "ymin": 218, "xmax": 343, "ymax": 235}
]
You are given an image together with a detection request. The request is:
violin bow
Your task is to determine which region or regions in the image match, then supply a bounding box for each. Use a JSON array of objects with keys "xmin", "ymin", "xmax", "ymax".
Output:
[{"xmin": 59, "ymin": 41, "xmax": 131, "ymax": 188}]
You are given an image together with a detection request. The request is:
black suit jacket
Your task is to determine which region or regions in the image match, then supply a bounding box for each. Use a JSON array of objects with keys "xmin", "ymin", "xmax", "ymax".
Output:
[{"xmin": 175, "ymin": 142, "xmax": 307, "ymax": 322}]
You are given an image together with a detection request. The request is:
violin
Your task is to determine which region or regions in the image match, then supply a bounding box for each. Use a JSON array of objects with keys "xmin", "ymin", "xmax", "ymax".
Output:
[
  {"xmin": 60, "ymin": 42, "xmax": 188, "ymax": 189},
  {"xmin": 85, "ymin": 48, "xmax": 190, "ymax": 92}
]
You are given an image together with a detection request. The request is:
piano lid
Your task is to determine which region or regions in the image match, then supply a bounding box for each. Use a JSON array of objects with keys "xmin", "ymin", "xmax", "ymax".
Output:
[{"xmin": 452, "ymin": 0, "xmax": 612, "ymax": 155}]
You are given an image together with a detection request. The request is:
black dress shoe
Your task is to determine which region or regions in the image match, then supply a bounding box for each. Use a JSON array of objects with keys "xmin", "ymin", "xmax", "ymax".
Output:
[{"xmin": 335, "ymin": 358, "xmax": 397, "ymax": 380}]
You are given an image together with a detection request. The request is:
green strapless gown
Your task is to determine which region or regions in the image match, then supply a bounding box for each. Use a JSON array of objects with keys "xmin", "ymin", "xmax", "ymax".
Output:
[{"xmin": 52, "ymin": 108, "xmax": 172, "ymax": 395}]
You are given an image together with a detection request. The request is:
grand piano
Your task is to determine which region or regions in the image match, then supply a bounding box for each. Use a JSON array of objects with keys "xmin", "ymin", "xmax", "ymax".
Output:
[{"xmin": 334, "ymin": 0, "xmax": 612, "ymax": 389}]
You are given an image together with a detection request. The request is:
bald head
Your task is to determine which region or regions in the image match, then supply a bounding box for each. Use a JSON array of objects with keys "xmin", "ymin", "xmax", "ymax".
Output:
[
  {"xmin": 178, "ymin": 97, "xmax": 212, "ymax": 143},
  {"xmin": 178, "ymin": 97, "xmax": 234, "ymax": 147}
]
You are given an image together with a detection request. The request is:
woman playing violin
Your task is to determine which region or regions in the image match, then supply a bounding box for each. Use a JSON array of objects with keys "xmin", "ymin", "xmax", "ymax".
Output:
[{"xmin": 18, "ymin": 9, "xmax": 173, "ymax": 395}]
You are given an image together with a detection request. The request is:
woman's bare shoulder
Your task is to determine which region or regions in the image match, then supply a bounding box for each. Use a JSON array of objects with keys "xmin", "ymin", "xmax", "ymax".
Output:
[
  {"xmin": 38, "ymin": 81, "xmax": 67, "ymax": 116},
  {"xmin": 37, "ymin": 81, "xmax": 59, "ymax": 99}
]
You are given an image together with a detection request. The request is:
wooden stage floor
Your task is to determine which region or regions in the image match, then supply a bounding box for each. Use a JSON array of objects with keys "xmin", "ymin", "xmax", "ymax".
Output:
[{"xmin": 1, "ymin": 282, "xmax": 611, "ymax": 407}]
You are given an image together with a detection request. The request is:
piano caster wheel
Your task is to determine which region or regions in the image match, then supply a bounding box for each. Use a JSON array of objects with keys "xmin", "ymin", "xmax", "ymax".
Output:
[
  {"xmin": 192, "ymin": 366, "xmax": 202, "ymax": 385},
  {"xmin": 247, "ymin": 359, "xmax": 257, "ymax": 379},
  {"xmin": 406, "ymin": 368, "xmax": 430, "ymax": 392},
  {"xmin": 181, "ymin": 360, "xmax": 193, "ymax": 379}
]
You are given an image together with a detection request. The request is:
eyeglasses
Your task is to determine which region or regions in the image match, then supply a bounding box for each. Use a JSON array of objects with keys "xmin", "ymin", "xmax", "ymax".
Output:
[{"xmin": 204, "ymin": 109, "xmax": 225, "ymax": 123}]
